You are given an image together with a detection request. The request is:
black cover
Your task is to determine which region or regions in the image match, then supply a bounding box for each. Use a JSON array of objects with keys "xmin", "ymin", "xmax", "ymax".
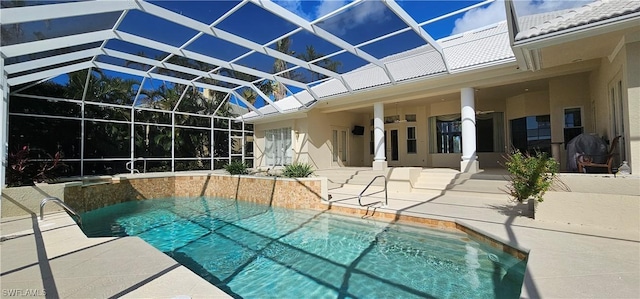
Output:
[{"xmin": 566, "ymin": 133, "xmax": 608, "ymax": 172}]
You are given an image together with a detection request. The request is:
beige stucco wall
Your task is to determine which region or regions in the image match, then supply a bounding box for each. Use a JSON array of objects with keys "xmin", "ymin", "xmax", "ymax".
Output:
[
  {"xmin": 2, "ymin": 184, "xmax": 66, "ymax": 217},
  {"xmin": 306, "ymin": 110, "xmax": 368, "ymax": 169},
  {"xmin": 506, "ymin": 91, "xmax": 550, "ymax": 121},
  {"xmin": 549, "ymin": 73, "xmax": 592, "ymax": 170},
  {"xmin": 589, "ymin": 34, "xmax": 640, "ymax": 174},
  {"xmin": 624, "ymin": 40, "xmax": 640, "ymax": 174}
]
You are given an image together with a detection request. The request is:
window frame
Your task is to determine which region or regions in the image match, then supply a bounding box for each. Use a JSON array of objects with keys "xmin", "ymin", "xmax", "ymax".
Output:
[{"xmin": 407, "ymin": 126, "xmax": 417, "ymax": 154}]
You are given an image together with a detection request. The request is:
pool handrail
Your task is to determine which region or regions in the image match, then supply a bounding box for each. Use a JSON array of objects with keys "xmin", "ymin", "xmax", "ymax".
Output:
[
  {"xmin": 358, "ymin": 175, "xmax": 388, "ymax": 207},
  {"xmin": 40, "ymin": 197, "xmax": 82, "ymax": 225}
]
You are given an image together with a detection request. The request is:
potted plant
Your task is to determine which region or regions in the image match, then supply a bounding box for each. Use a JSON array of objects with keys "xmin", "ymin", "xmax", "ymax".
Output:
[
  {"xmin": 282, "ymin": 162, "xmax": 314, "ymax": 178},
  {"xmin": 502, "ymin": 150, "xmax": 559, "ymax": 214},
  {"xmin": 224, "ymin": 160, "xmax": 249, "ymax": 175}
]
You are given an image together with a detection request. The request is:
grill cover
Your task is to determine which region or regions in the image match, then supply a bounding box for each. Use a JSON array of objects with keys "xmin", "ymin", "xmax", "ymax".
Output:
[{"xmin": 566, "ymin": 133, "xmax": 608, "ymax": 172}]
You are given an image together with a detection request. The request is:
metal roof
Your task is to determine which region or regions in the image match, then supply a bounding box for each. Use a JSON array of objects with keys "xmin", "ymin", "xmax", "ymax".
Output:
[{"xmin": 515, "ymin": 0, "xmax": 640, "ymax": 41}]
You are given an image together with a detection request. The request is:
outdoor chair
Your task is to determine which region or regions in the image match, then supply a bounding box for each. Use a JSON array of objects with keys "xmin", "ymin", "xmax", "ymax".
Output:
[{"xmin": 577, "ymin": 135, "xmax": 621, "ymax": 174}]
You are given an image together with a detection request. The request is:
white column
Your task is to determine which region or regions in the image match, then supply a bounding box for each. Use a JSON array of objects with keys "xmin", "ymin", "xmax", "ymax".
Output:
[
  {"xmin": 373, "ymin": 102, "xmax": 387, "ymax": 171},
  {"xmin": 461, "ymin": 87, "xmax": 479, "ymax": 173},
  {"xmin": 1, "ymin": 56, "xmax": 8, "ymax": 197}
]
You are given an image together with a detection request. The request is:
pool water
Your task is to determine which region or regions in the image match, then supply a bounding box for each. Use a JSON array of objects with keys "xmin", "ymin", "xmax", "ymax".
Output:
[{"xmin": 81, "ymin": 197, "xmax": 526, "ymax": 298}]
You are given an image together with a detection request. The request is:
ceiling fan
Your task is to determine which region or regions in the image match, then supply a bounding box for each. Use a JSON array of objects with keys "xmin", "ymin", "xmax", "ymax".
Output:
[{"xmin": 476, "ymin": 110, "xmax": 495, "ymax": 115}]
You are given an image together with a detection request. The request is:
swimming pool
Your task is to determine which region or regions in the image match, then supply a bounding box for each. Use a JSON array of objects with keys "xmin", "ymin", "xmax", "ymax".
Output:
[{"xmin": 81, "ymin": 197, "xmax": 526, "ymax": 298}]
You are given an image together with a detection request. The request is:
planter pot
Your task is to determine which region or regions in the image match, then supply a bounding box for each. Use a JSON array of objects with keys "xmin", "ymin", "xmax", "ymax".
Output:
[{"xmin": 528, "ymin": 198, "xmax": 539, "ymax": 219}]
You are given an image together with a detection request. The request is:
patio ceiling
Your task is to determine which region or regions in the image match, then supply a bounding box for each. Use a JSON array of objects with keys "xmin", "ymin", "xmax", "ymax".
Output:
[{"xmin": 0, "ymin": 0, "xmax": 498, "ymax": 118}]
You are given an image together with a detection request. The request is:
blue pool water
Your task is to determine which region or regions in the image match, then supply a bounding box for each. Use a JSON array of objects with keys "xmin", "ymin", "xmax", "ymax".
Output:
[{"xmin": 81, "ymin": 197, "xmax": 526, "ymax": 298}]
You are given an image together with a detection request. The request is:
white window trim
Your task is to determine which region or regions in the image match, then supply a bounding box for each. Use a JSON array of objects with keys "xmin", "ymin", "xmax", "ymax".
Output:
[{"xmin": 407, "ymin": 126, "xmax": 417, "ymax": 154}]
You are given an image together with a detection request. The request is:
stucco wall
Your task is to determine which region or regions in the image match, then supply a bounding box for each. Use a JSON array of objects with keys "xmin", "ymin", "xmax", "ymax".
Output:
[
  {"xmin": 537, "ymin": 191, "xmax": 639, "ymax": 232},
  {"xmin": 506, "ymin": 91, "xmax": 550, "ymax": 122},
  {"xmin": 2, "ymin": 184, "xmax": 66, "ymax": 217},
  {"xmin": 305, "ymin": 110, "xmax": 368, "ymax": 169},
  {"xmin": 549, "ymin": 73, "xmax": 592, "ymax": 170},
  {"xmin": 624, "ymin": 40, "xmax": 640, "ymax": 174},
  {"xmin": 589, "ymin": 34, "xmax": 640, "ymax": 174}
]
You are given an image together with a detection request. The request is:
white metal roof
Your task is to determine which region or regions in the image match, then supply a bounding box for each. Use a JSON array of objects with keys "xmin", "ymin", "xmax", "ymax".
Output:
[{"xmin": 515, "ymin": 0, "xmax": 640, "ymax": 41}]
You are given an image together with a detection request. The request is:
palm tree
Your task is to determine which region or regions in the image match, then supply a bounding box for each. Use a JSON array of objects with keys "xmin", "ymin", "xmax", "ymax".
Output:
[
  {"xmin": 225, "ymin": 70, "xmax": 272, "ymax": 106},
  {"xmin": 297, "ymin": 45, "xmax": 342, "ymax": 82},
  {"xmin": 273, "ymin": 37, "xmax": 293, "ymax": 100}
]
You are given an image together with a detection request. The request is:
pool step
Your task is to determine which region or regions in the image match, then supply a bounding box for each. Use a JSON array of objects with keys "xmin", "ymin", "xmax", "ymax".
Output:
[{"xmin": 412, "ymin": 169, "xmax": 508, "ymax": 196}]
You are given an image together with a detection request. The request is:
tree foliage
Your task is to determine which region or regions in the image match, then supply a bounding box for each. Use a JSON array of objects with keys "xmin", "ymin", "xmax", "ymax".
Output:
[{"xmin": 7, "ymin": 68, "xmax": 239, "ymax": 177}]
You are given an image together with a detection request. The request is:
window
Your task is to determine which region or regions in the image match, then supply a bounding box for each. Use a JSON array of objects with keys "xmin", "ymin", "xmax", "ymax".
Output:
[
  {"xmin": 510, "ymin": 115, "xmax": 551, "ymax": 154},
  {"xmin": 564, "ymin": 107, "xmax": 583, "ymax": 146},
  {"xmin": 405, "ymin": 114, "xmax": 416, "ymax": 122},
  {"xmin": 429, "ymin": 113, "xmax": 504, "ymax": 153},
  {"xmin": 332, "ymin": 130, "xmax": 338, "ymax": 162},
  {"xmin": 384, "ymin": 115, "xmax": 400, "ymax": 124},
  {"xmin": 264, "ymin": 127, "xmax": 292, "ymax": 166},
  {"xmin": 476, "ymin": 112, "xmax": 504, "ymax": 153},
  {"xmin": 407, "ymin": 127, "xmax": 417, "ymax": 153},
  {"xmin": 430, "ymin": 115, "xmax": 461, "ymax": 153},
  {"xmin": 341, "ymin": 131, "xmax": 347, "ymax": 161}
]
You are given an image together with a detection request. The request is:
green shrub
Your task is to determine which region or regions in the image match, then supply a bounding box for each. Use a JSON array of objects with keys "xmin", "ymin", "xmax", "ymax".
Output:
[
  {"xmin": 503, "ymin": 150, "xmax": 559, "ymax": 203},
  {"xmin": 224, "ymin": 161, "xmax": 249, "ymax": 175},
  {"xmin": 282, "ymin": 162, "xmax": 314, "ymax": 178}
]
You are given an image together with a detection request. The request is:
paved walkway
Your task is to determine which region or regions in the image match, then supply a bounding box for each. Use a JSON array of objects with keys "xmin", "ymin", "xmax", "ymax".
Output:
[
  {"xmin": 1, "ymin": 212, "xmax": 230, "ymax": 299},
  {"xmin": 1, "ymin": 174, "xmax": 639, "ymax": 298}
]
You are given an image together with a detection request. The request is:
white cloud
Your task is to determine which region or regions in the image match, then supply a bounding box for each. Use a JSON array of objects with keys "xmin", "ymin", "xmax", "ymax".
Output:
[
  {"xmin": 274, "ymin": 0, "xmax": 311, "ymax": 20},
  {"xmin": 315, "ymin": 1, "xmax": 389, "ymax": 35},
  {"xmin": 315, "ymin": 0, "xmax": 348, "ymax": 19},
  {"xmin": 515, "ymin": 0, "xmax": 594, "ymax": 16},
  {"xmin": 450, "ymin": 0, "xmax": 594, "ymax": 35},
  {"xmin": 451, "ymin": 0, "xmax": 507, "ymax": 35},
  {"xmin": 274, "ymin": 0, "xmax": 392, "ymax": 36}
]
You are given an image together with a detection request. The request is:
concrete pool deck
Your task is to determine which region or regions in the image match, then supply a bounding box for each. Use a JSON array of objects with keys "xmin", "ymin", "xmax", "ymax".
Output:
[{"xmin": 1, "ymin": 171, "xmax": 639, "ymax": 298}]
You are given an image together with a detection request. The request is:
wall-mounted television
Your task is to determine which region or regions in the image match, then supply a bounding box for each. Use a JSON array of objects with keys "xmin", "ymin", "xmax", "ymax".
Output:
[{"xmin": 352, "ymin": 125, "xmax": 365, "ymax": 135}]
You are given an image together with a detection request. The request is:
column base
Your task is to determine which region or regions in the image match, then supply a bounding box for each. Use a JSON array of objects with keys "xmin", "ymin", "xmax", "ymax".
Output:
[
  {"xmin": 372, "ymin": 160, "xmax": 387, "ymax": 171},
  {"xmin": 460, "ymin": 159, "xmax": 479, "ymax": 173}
]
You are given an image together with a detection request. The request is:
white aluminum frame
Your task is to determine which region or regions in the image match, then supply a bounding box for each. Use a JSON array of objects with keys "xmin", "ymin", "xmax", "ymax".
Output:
[{"xmin": 0, "ymin": 0, "xmax": 497, "ymax": 179}]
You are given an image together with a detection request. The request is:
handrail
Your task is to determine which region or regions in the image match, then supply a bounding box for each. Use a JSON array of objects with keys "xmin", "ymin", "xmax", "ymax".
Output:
[
  {"xmin": 125, "ymin": 161, "xmax": 140, "ymax": 173},
  {"xmin": 358, "ymin": 175, "xmax": 388, "ymax": 207},
  {"xmin": 40, "ymin": 197, "xmax": 82, "ymax": 225}
]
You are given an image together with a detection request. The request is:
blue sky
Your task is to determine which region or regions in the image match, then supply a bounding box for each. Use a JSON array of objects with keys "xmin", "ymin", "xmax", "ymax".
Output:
[{"xmin": 38, "ymin": 0, "xmax": 591, "ymax": 108}]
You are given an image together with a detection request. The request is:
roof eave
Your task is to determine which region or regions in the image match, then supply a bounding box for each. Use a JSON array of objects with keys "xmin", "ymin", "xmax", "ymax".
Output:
[
  {"xmin": 513, "ymin": 12, "xmax": 640, "ymax": 49},
  {"xmin": 240, "ymin": 110, "xmax": 308, "ymax": 124},
  {"xmin": 511, "ymin": 13, "xmax": 640, "ymax": 71}
]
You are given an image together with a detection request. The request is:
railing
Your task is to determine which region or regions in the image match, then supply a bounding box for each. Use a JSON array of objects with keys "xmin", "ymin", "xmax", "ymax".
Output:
[
  {"xmin": 125, "ymin": 160, "xmax": 141, "ymax": 173},
  {"xmin": 40, "ymin": 197, "xmax": 82, "ymax": 225},
  {"xmin": 358, "ymin": 175, "xmax": 388, "ymax": 207}
]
